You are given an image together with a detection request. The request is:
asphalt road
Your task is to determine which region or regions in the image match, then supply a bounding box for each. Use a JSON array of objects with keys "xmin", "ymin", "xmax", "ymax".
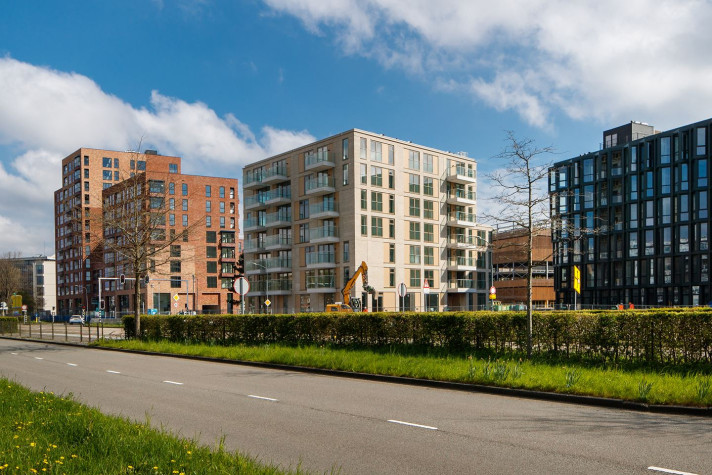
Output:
[{"xmin": 1, "ymin": 339, "xmax": 710, "ymax": 474}]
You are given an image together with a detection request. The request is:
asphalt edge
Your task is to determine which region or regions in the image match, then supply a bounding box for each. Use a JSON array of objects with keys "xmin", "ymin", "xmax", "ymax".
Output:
[{"xmin": 3, "ymin": 336, "xmax": 711, "ymax": 418}]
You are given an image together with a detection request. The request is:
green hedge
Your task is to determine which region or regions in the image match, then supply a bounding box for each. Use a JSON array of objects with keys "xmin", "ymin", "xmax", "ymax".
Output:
[
  {"xmin": 123, "ymin": 309, "xmax": 712, "ymax": 364},
  {"xmin": 0, "ymin": 316, "xmax": 19, "ymax": 333}
]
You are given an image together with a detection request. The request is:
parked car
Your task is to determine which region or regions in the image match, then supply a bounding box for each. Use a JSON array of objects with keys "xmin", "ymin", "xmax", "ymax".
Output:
[{"xmin": 68, "ymin": 315, "xmax": 84, "ymax": 325}]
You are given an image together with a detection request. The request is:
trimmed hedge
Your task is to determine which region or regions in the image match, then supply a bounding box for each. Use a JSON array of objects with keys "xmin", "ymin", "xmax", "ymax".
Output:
[
  {"xmin": 0, "ymin": 316, "xmax": 19, "ymax": 334},
  {"xmin": 123, "ymin": 309, "xmax": 712, "ymax": 364}
]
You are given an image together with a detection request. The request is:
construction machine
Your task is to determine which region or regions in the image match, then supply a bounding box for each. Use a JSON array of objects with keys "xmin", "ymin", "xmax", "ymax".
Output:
[{"xmin": 326, "ymin": 261, "xmax": 376, "ymax": 312}]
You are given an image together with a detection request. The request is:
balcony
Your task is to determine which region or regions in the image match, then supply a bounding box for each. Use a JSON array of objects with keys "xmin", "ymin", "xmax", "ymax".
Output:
[
  {"xmin": 446, "ymin": 279, "xmax": 476, "ymax": 292},
  {"xmin": 305, "ymin": 275, "xmax": 337, "ymax": 293},
  {"xmin": 264, "ymin": 234, "xmax": 293, "ymax": 251},
  {"xmin": 444, "ymin": 166, "xmax": 477, "ymax": 184},
  {"xmin": 446, "ymin": 190, "xmax": 477, "ymax": 206},
  {"xmin": 244, "ymin": 164, "xmax": 289, "ymax": 189},
  {"xmin": 309, "ymin": 226, "xmax": 339, "ymax": 243},
  {"xmin": 266, "ymin": 256, "xmax": 292, "ymax": 272},
  {"xmin": 243, "ymin": 238, "xmax": 265, "ymax": 253},
  {"xmin": 304, "ymin": 150, "xmax": 335, "ymax": 172},
  {"xmin": 447, "ymin": 234, "xmax": 487, "ymax": 249},
  {"xmin": 309, "ymin": 201, "xmax": 339, "ymax": 219},
  {"xmin": 244, "ymin": 193, "xmax": 267, "ymax": 210},
  {"xmin": 447, "ymin": 211, "xmax": 477, "ymax": 227},
  {"xmin": 446, "ymin": 256, "xmax": 478, "ymax": 271},
  {"xmin": 243, "ymin": 216, "xmax": 266, "ymax": 232},
  {"xmin": 305, "ymin": 176, "xmax": 335, "ymax": 195},
  {"xmin": 265, "ymin": 211, "xmax": 291, "ymax": 228},
  {"xmin": 249, "ymin": 279, "xmax": 293, "ymax": 296},
  {"xmin": 306, "ymin": 251, "xmax": 336, "ymax": 269},
  {"xmin": 264, "ymin": 188, "xmax": 291, "ymax": 206}
]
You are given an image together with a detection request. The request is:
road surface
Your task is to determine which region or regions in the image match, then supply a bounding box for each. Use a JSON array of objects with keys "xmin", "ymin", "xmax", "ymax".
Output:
[{"xmin": 1, "ymin": 339, "xmax": 710, "ymax": 474}]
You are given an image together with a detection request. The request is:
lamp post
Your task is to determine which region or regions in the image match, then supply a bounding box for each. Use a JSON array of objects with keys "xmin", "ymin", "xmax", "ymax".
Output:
[{"xmin": 251, "ymin": 260, "xmax": 270, "ymax": 314}]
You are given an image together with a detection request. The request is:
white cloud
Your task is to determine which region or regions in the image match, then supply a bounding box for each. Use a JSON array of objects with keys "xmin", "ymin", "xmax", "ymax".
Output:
[
  {"xmin": 0, "ymin": 57, "xmax": 314, "ymax": 254},
  {"xmin": 264, "ymin": 0, "xmax": 712, "ymax": 129}
]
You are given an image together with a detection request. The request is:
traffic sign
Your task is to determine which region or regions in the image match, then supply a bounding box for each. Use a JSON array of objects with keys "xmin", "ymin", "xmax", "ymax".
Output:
[
  {"xmin": 233, "ymin": 277, "xmax": 250, "ymax": 295},
  {"xmin": 489, "ymin": 286, "xmax": 496, "ymax": 295},
  {"xmin": 21, "ymin": 305, "xmax": 27, "ymax": 311},
  {"xmin": 398, "ymin": 283, "xmax": 407, "ymax": 298},
  {"xmin": 173, "ymin": 294, "xmax": 180, "ymax": 301},
  {"xmin": 423, "ymin": 279, "xmax": 430, "ymax": 295},
  {"xmin": 264, "ymin": 299, "xmax": 271, "ymax": 307},
  {"xmin": 174, "ymin": 302, "xmax": 178, "ymax": 308},
  {"xmin": 573, "ymin": 265, "xmax": 581, "ymax": 295}
]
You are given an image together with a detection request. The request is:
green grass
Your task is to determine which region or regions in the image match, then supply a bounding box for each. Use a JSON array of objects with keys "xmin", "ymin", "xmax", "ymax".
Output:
[
  {"xmin": 0, "ymin": 378, "xmax": 299, "ymax": 474},
  {"xmin": 95, "ymin": 339, "xmax": 712, "ymax": 407}
]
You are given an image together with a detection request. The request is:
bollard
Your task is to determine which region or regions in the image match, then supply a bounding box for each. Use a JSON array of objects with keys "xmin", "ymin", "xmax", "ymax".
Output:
[
  {"xmin": 51, "ymin": 322, "xmax": 54, "ymax": 340},
  {"xmin": 80, "ymin": 323, "xmax": 83, "ymax": 343},
  {"xmin": 88, "ymin": 322, "xmax": 91, "ymax": 343},
  {"xmin": 40, "ymin": 321, "xmax": 43, "ymax": 339},
  {"xmin": 65, "ymin": 323, "xmax": 68, "ymax": 342}
]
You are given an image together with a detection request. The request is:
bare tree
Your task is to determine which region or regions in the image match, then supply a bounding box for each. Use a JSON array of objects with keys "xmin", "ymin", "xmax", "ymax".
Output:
[
  {"xmin": 98, "ymin": 151, "xmax": 201, "ymax": 336},
  {"xmin": 484, "ymin": 131, "xmax": 555, "ymax": 358},
  {"xmin": 0, "ymin": 253, "xmax": 22, "ymax": 305}
]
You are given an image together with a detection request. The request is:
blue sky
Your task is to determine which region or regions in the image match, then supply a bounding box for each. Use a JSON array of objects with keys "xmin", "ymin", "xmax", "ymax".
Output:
[{"xmin": 1, "ymin": 0, "xmax": 711, "ymax": 254}]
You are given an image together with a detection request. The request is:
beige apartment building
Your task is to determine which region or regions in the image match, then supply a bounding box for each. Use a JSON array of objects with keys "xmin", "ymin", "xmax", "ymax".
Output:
[{"xmin": 242, "ymin": 129, "xmax": 492, "ymax": 313}]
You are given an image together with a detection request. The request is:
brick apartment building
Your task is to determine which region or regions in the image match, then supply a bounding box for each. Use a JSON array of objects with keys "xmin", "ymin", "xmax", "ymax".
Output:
[{"xmin": 54, "ymin": 148, "xmax": 239, "ymax": 316}]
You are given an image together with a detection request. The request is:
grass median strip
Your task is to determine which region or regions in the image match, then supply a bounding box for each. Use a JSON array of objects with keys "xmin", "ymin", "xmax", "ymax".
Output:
[
  {"xmin": 95, "ymin": 339, "xmax": 712, "ymax": 407},
  {"xmin": 0, "ymin": 377, "xmax": 298, "ymax": 474}
]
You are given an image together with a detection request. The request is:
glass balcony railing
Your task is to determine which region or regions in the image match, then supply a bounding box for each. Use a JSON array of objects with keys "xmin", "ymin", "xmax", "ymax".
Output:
[
  {"xmin": 305, "ymin": 176, "xmax": 335, "ymax": 192},
  {"xmin": 448, "ymin": 211, "xmax": 477, "ymax": 223},
  {"xmin": 309, "ymin": 201, "xmax": 338, "ymax": 215},
  {"xmin": 305, "ymin": 150, "xmax": 334, "ymax": 168},
  {"xmin": 449, "ymin": 190, "xmax": 477, "ymax": 201},
  {"xmin": 306, "ymin": 252, "xmax": 336, "ymax": 266},
  {"xmin": 265, "ymin": 212, "xmax": 291, "ymax": 226},
  {"xmin": 244, "ymin": 217, "xmax": 266, "ymax": 229},
  {"xmin": 448, "ymin": 279, "xmax": 474, "ymax": 289},
  {"xmin": 309, "ymin": 226, "xmax": 338, "ymax": 241},
  {"xmin": 306, "ymin": 275, "xmax": 336, "ymax": 289},
  {"xmin": 264, "ymin": 235, "xmax": 292, "ymax": 248},
  {"xmin": 449, "ymin": 257, "xmax": 477, "ymax": 267},
  {"xmin": 265, "ymin": 188, "xmax": 291, "ymax": 202}
]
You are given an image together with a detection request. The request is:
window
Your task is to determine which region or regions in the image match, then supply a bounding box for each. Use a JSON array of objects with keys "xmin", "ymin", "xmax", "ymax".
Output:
[
  {"xmin": 206, "ymin": 201, "xmax": 212, "ymax": 213},
  {"xmin": 103, "ymin": 170, "xmax": 112, "ymax": 180},
  {"xmin": 207, "ymin": 261, "xmax": 217, "ymax": 273},
  {"xmin": 150, "ymin": 197, "xmax": 164, "ymax": 209},
  {"xmin": 424, "ymin": 223, "xmax": 434, "ymax": 242},
  {"xmin": 409, "ymin": 198, "xmax": 420, "ymax": 217},
  {"xmin": 361, "ymin": 215, "xmax": 368, "ymax": 235},
  {"xmin": 169, "ymin": 163, "xmax": 178, "ymax": 174},
  {"xmin": 102, "ymin": 157, "xmax": 112, "ymax": 167},
  {"xmin": 660, "ymin": 137, "xmax": 671, "ymax": 164},
  {"xmin": 219, "ymin": 202, "xmax": 225, "ymax": 213},
  {"xmin": 206, "ymin": 246, "xmax": 217, "ymax": 258},
  {"xmin": 299, "ymin": 200, "xmax": 309, "ymax": 219},
  {"xmin": 130, "ymin": 159, "xmax": 135, "ymax": 170},
  {"xmin": 170, "ymin": 276, "xmax": 182, "ymax": 288},
  {"xmin": 410, "ymin": 269, "xmax": 421, "ymax": 288},
  {"xmin": 409, "ymin": 245, "xmax": 421, "ymax": 264},
  {"xmin": 371, "ymin": 217, "xmax": 383, "ymax": 236},
  {"xmin": 423, "ymin": 153, "xmax": 434, "ymax": 173},
  {"xmin": 205, "ymin": 185, "xmax": 212, "ymax": 197},
  {"xmin": 423, "ymin": 177, "xmax": 434, "ymax": 196},
  {"xmin": 388, "ymin": 170, "xmax": 395, "ymax": 189},
  {"xmin": 299, "ymin": 223, "xmax": 309, "ymax": 243},
  {"xmin": 424, "ymin": 247, "xmax": 434, "ymax": 265},
  {"xmin": 113, "ymin": 157, "xmax": 119, "ymax": 168},
  {"xmin": 371, "ymin": 166, "xmax": 383, "ymax": 186},
  {"xmin": 343, "ymin": 164, "xmax": 349, "ymax": 185},
  {"xmin": 220, "ymin": 216, "xmax": 225, "ymax": 228},
  {"xmin": 371, "ymin": 140, "xmax": 382, "ymax": 162},
  {"xmin": 84, "ymin": 169, "xmax": 89, "ymax": 179},
  {"xmin": 137, "ymin": 160, "xmax": 146, "ymax": 171},
  {"xmin": 182, "ymin": 183, "xmax": 188, "ymax": 196},
  {"xmin": 206, "ymin": 231, "xmax": 216, "ymax": 243},
  {"xmin": 170, "ymin": 261, "xmax": 181, "ymax": 273},
  {"xmin": 360, "ymin": 164, "xmax": 367, "ymax": 184},
  {"xmin": 343, "ymin": 241, "xmax": 349, "ymax": 262},
  {"xmin": 698, "ymin": 159, "xmax": 707, "ymax": 187},
  {"xmin": 182, "ymin": 215, "xmax": 188, "ymax": 226},
  {"xmin": 388, "ymin": 243, "xmax": 395, "ymax": 263},
  {"xmin": 342, "ymin": 138, "xmax": 349, "ymax": 160},
  {"xmin": 628, "ymin": 232, "xmax": 638, "ymax": 257},
  {"xmin": 361, "ymin": 190, "xmax": 368, "ymax": 210},
  {"xmin": 388, "ymin": 144, "xmax": 394, "ymax": 164},
  {"xmin": 424, "ymin": 200, "xmax": 434, "ymax": 219},
  {"xmin": 169, "ymin": 214, "xmax": 175, "ymax": 226},
  {"xmin": 206, "ymin": 216, "xmax": 212, "ymax": 227},
  {"xmin": 360, "ymin": 137, "xmax": 367, "ymax": 159},
  {"xmin": 389, "ymin": 268, "xmax": 395, "ymax": 287},
  {"xmin": 697, "ymin": 127, "xmax": 706, "ymax": 155},
  {"xmin": 170, "ymin": 245, "xmax": 181, "ymax": 257},
  {"xmin": 182, "ymin": 199, "xmax": 188, "ymax": 211},
  {"xmin": 114, "ymin": 170, "xmax": 119, "ymax": 181},
  {"xmin": 409, "ymin": 174, "xmax": 420, "ymax": 193},
  {"xmin": 389, "ymin": 194, "xmax": 395, "ymax": 213},
  {"xmin": 409, "ymin": 222, "xmax": 420, "ymax": 240},
  {"xmin": 371, "ymin": 192, "xmax": 383, "ymax": 211},
  {"xmin": 219, "ymin": 186, "xmax": 225, "ymax": 198},
  {"xmin": 169, "ymin": 182, "xmax": 175, "ymax": 195},
  {"xmin": 207, "ymin": 276, "xmax": 218, "ymax": 288},
  {"xmin": 389, "ymin": 219, "xmax": 395, "ymax": 238},
  {"xmin": 229, "ymin": 187, "xmax": 235, "ymax": 199},
  {"xmin": 408, "ymin": 150, "xmax": 420, "ymax": 170}
]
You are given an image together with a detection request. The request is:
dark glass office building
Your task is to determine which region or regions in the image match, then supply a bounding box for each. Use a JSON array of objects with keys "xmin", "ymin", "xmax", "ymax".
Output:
[{"xmin": 550, "ymin": 119, "xmax": 712, "ymax": 307}]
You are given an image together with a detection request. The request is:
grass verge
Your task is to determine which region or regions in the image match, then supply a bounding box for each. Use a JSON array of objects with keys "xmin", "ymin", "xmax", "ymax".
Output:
[
  {"xmin": 0, "ymin": 377, "xmax": 297, "ymax": 474},
  {"xmin": 95, "ymin": 340, "xmax": 712, "ymax": 407}
]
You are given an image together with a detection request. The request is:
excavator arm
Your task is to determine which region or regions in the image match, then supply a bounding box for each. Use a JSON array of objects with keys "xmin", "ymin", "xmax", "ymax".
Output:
[{"xmin": 342, "ymin": 261, "xmax": 368, "ymax": 304}]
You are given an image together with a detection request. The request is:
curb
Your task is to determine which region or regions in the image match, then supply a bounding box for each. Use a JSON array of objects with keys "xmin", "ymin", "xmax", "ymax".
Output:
[{"xmin": 3, "ymin": 336, "xmax": 711, "ymax": 418}]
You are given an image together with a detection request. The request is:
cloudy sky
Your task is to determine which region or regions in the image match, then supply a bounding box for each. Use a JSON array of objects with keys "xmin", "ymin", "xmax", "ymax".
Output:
[{"xmin": 1, "ymin": 0, "xmax": 711, "ymax": 255}]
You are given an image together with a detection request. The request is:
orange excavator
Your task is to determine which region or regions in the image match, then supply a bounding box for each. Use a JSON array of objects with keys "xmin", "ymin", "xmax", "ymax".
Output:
[{"xmin": 326, "ymin": 261, "xmax": 375, "ymax": 312}]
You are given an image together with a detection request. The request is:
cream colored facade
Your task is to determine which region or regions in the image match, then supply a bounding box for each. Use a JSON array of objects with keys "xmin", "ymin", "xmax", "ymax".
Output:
[{"xmin": 242, "ymin": 129, "xmax": 492, "ymax": 313}]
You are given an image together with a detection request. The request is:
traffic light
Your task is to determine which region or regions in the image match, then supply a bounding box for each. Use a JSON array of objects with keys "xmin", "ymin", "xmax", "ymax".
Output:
[{"xmin": 119, "ymin": 274, "xmax": 126, "ymax": 285}]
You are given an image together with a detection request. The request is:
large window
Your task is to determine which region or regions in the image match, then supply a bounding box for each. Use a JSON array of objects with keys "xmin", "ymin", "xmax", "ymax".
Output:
[
  {"xmin": 360, "ymin": 137, "xmax": 367, "ymax": 159},
  {"xmin": 423, "ymin": 177, "xmax": 434, "ymax": 196},
  {"xmin": 424, "ymin": 223, "xmax": 434, "ymax": 242},
  {"xmin": 424, "ymin": 247, "xmax": 434, "ymax": 265},
  {"xmin": 360, "ymin": 164, "xmax": 367, "ymax": 184},
  {"xmin": 371, "ymin": 217, "xmax": 383, "ymax": 236},
  {"xmin": 409, "ymin": 198, "xmax": 420, "ymax": 217},
  {"xmin": 371, "ymin": 141, "xmax": 382, "ymax": 162},
  {"xmin": 409, "ymin": 269, "xmax": 421, "ymax": 288},
  {"xmin": 407, "ymin": 150, "xmax": 420, "ymax": 170},
  {"xmin": 423, "ymin": 153, "xmax": 434, "ymax": 173},
  {"xmin": 361, "ymin": 215, "xmax": 368, "ymax": 236},
  {"xmin": 342, "ymin": 138, "xmax": 349, "ymax": 160},
  {"xmin": 409, "ymin": 222, "xmax": 420, "ymax": 240},
  {"xmin": 371, "ymin": 166, "xmax": 383, "ymax": 186},
  {"xmin": 372, "ymin": 192, "xmax": 383, "ymax": 211},
  {"xmin": 361, "ymin": 190, "xmax": 368, "ymax": 210},
  {"xmin": 409, "ymin": 245, "xmax": 421, "ymax": 264},
  {"xmin": 424, "ymin": 200, "xmax": 434, "ymax": 219},
  {"xmin": 409, "ymin": 174, "xmax": 420, "ymax": 193}
]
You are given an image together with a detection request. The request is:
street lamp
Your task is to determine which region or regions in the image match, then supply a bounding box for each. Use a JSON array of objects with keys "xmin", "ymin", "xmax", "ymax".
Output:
[{"xmin": 251, "ymin": 260, "xmax": 270, "ymax": 314}]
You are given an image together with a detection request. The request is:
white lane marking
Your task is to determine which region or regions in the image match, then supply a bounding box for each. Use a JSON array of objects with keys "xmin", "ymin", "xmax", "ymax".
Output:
[
  {"xmin": 248, "ymin": 395, "xmax": 278, "ymax": 402},
  {"xmin": 163, "ymin": 381, "xmax": 184, "ymax": 385},
  {"xmin": 67, "ymin": 363, "xmax": 78, "ymax": 367},
  {"xmin": 10, "ymin": 352, "xmax": 17, "ymax": 355},
  {"xmin": 648, "ymin": 467, "xmax": 699, "ymax": 475},
  {"xmin": 34, "ymin": 357, "xmax": 43, "ymax": 360},
  {"xmin": 387, "ymin": 419, "xmax": 438, "ymax": 431},
  {"xmin": 106, "ymin": 370, "xmax": 121, "ymax": 374}
]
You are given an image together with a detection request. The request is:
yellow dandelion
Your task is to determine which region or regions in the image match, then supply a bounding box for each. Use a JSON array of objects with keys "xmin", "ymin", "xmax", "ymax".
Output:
[
  {"xmin": 186, "ymin": 451, "xmax": 191, "ymax": 455},
  {"xmin": 52, "ymin": 445, "xmax": 57, "ymax": 448},
  {"xmin": 71, "ymin": 455, "xmax": 77, "ymax": 458},
  {"xmin": 128, "ymin": 466, "xmax": 133, "ymax": 470},
  {"xmin": 30, "ymin": 442, "xmax": 36, "ymax": 447},
  {"xmin": 153, "ymin": 467, "xmax": 158, "ymax": 470},
  {"xmin": 60, "ymin": 457, "xmax": 64, "ymax": 460}
]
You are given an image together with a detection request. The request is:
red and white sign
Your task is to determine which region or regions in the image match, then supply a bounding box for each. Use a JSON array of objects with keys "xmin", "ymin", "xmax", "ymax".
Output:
[
  {"xmin": 423, "ymin": 279, "xmax": 430, "ymax": 295},
  {"xmin": 489, "ymin": 286, "xmax": 496, "ymax": 295}
]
